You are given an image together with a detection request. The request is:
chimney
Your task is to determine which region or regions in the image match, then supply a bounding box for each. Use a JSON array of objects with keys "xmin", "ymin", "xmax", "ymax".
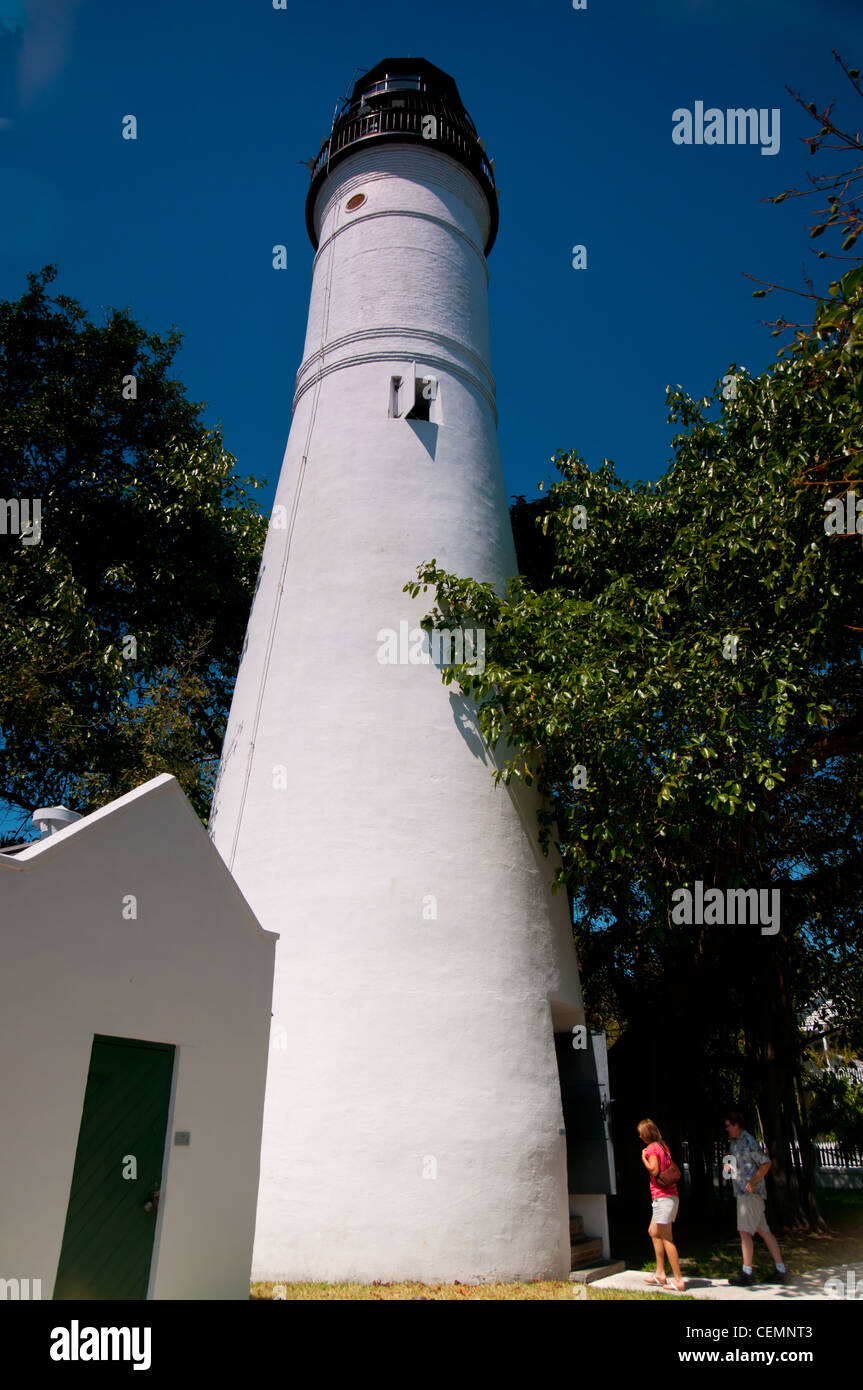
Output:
[{"xmin": 31, "ymin": 806, "xmax": 83, "ymax": 838}]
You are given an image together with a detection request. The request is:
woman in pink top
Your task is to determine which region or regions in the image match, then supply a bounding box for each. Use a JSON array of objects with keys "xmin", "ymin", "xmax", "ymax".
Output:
[{"xmin": 638, "ymin": 1118, "xmax": 686, "ymax": 1292}]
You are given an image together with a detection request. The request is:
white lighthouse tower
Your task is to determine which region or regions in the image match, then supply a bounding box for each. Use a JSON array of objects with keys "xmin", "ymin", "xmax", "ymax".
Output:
[{"xmin": 210, "ymin": 58, "xmax": 602, "ymax": 1283}]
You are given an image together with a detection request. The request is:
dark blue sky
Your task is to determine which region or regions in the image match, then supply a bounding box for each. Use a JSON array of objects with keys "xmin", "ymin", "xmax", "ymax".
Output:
[
  {"xmin": 1, "ymin": 0, "xmax": 861, "ymax": 844},
  {"xmin": 1, "ymin": 0, "xmax": 861, "ymax": 509}
]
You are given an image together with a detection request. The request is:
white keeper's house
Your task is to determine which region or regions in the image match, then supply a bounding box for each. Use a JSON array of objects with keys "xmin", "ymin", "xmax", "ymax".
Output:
[{"xmin": 0, "ymin": 775, "xmax": 276, "ymax": 1300}]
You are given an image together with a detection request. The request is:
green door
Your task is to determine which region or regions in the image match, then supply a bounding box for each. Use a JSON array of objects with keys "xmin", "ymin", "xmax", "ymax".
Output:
[{"xmin": 53, "ymin": 1035, "xmax": 175, "ymax": 1300}]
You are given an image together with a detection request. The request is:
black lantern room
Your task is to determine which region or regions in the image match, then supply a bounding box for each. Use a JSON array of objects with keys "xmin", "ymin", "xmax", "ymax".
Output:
[{"xmin": 305, "ymin": 58, "xmax": 498, "ymax": 255}]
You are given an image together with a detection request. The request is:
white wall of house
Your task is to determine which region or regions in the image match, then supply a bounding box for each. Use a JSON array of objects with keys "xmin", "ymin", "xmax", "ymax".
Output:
[{"xmin": 0, "ymin": 774, "xmax": 276, "ymax": 1300}]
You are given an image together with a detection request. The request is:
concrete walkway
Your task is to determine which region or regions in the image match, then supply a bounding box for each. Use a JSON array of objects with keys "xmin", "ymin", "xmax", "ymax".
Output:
[{"xmin": 592, "ymin": 1260, "xmax": 863, "ymax": 1300}]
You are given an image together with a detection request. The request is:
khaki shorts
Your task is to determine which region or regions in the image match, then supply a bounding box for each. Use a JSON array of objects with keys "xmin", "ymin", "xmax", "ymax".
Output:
[{"xmin": 737, "ymin": 1192, "xmax": 769, "ymax": 1234}]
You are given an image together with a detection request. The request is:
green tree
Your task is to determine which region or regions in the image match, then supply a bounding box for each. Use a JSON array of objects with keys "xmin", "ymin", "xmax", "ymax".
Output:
[
  {"xmin": 407, "ymin": 253, "xmax": 862, "ymax": 1229},
  {"xmin": 0, "ymin": 267, "xmax": 266, "ymax": 833},
  {"xmin": 806, "ymin": 1070, "xmax": 863, "ymax": 1151}
]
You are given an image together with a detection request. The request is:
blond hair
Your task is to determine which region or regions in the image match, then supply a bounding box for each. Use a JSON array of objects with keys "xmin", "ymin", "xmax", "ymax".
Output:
[{"xmin": 637, "ymin": 1118, "xmax": 665, "ymax": 1146}]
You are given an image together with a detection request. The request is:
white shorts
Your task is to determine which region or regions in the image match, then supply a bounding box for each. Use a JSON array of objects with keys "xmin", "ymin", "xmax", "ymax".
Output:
[{"xmin": 651, "ymin": 1196, "xmax": 679, "ymax": 1226}]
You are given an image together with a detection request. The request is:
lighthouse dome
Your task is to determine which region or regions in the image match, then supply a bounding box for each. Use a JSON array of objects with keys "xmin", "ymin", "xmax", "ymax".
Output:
[{"xmin": 305, "ymin": 57, "xmax": 498, "ymax": 253}]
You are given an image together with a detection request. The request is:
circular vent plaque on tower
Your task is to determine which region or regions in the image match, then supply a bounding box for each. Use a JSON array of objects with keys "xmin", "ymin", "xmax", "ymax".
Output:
[{"xmin": 345, "ymin": 193, "xmax": 367, "ymax": 211}]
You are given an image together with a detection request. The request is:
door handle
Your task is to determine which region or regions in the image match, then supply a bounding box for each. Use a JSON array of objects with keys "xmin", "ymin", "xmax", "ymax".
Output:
[{"xmin": 143, "ymin": 1182, "xmax": 160, "ymax": 1213}]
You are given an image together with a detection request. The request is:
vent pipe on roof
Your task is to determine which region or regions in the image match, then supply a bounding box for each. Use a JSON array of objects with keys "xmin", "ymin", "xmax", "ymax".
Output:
[{"xmin": 31, "ymin": 806, "xmax": 83, "ymax": 838}]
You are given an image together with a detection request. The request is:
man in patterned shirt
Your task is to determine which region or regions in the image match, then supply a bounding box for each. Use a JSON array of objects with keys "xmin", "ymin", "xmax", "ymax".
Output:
[{"xmin": 724, "ymin": 1110, "xmax": 787, "ymax": 1286}]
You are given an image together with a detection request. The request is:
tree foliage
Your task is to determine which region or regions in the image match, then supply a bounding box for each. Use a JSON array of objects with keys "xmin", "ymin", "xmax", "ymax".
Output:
[
  {"xmin": 806, "ymin": 1069, "xmax": 863, "ymax": 1150},
  {"xmin": 0, "ymin": 267, "xmax": 266, "ymax": 833},
  {"xmin": 749, "ymin": 49, "xmax": 862, "ymax": 322},
  {"xmin": 407, "ymin": 218, "xmax": 862, "ymax": 1231}
]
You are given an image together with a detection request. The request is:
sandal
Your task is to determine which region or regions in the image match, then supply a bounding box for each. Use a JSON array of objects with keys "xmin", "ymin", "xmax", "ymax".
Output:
[{"xmin": 643, "ymin": 1273, "xmax": 668, "ymax": 1286}]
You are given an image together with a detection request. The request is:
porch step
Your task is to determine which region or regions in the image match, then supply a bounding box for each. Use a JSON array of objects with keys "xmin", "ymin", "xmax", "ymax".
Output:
[
  {"xmin": 569, "ymin": 1258, "xmax": 627, "ymax": 1284},
  {"xmin": 570, "ymin": 1236, "xmax": 604, "ymax": 1269},
  {"xmin": 569, "ymin": 1215, "xmax": 583, "ymax": 1240}
]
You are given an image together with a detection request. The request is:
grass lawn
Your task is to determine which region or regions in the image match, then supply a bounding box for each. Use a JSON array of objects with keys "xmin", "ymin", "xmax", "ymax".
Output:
[
  {"xmin": 250, "ymin": 1279, "xmax": 683, "ymax": 1300},
  {"xmin": 249, "ymin": 1194, "xmax": 863, "ymax": 1299}
]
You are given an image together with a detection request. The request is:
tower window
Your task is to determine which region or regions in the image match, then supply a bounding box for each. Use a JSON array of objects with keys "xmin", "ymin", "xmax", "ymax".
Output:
[
  {"xmin": 389, "ymin": 371, "xmax": 440, "ymax": 421},
  {"xmin": 345, "ymin": 192, "xmax": 367, "ymax": 212},
  {"xmin": 406, "ymin": 374, "xmax": 437, "ymax": 421}
]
